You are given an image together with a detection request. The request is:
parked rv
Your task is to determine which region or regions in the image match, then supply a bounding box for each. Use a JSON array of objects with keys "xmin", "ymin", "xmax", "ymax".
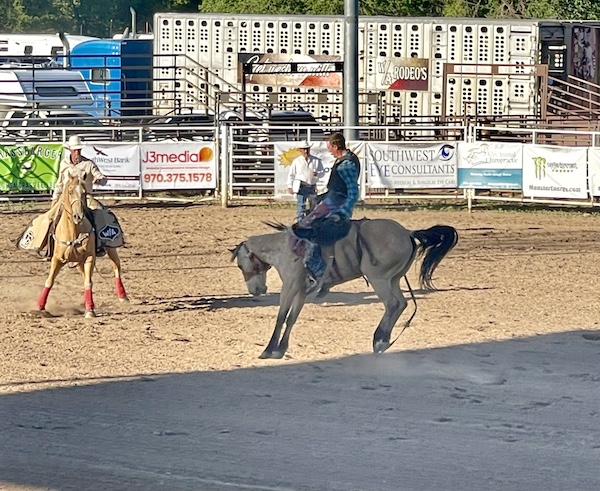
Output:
[
  {"xmin": 0, "ymin": 33, "xmax": 97, "ymax": 61},
  {"xmin": 0, "ymin": 68, "xmax": 94, "ymax": 109}
]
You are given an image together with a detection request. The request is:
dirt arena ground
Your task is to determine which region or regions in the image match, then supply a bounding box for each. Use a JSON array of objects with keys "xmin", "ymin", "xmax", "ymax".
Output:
[
  {"xmin": 1, "ymin": 199, "xmax": 599, "ymax": 385},
  {"xmin": 2, "ymin": 199, "xmax": 600, "ymax": 490}
]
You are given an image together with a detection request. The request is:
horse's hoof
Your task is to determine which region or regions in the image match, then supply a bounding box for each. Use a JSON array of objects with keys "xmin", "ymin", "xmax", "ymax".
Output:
[
  {"xmin": 259, "ymin": 350, "xmax": 285, "ymax": 359},
  {"xmin": 373, "ymin": 340, "xmax": 390, "ymax": 354},
  {"xmin": 85, "ymin": 310, "xmax": 96, "ymax": 319},
  {"xmin": 119, "ymin": 296, "xmax": 130, "ymax": 303}
]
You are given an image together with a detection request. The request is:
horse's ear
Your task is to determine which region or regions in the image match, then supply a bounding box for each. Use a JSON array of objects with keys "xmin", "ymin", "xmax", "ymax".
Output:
[{"xmin": 230, "ymin": 242, "xmax": 244, "ymax": 262}]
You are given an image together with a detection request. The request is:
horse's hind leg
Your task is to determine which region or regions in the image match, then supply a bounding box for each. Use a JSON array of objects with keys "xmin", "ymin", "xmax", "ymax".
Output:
[
  {"xmin": 37, "ymin": 257, "xmax": 64, "ymax": 311},
  {"xmin": 106, "ymin": 247, "xmax": 128, "ymax": 302},
  {"xmin": 370, "ymin": 276, "xmax": 408, "ymax": 353}
]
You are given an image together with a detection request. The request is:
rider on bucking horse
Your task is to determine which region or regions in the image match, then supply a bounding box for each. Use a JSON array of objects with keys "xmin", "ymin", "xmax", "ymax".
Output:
[{"xmin": 292, "ymin": 131, "xmax": 361, "ymax": 294}]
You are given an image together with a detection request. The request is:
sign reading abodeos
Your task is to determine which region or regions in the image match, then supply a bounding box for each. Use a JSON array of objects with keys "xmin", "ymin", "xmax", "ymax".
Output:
[
  {"xmin": 140, "ymin": 142, "xmax": 216, "ymax": 190},
  {"xmin": 376, "ymin": 57, "xmax": 429, "ymax": 91}
]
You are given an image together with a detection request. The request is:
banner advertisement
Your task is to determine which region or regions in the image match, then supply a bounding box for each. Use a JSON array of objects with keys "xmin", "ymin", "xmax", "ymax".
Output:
[
  {"xmin": 85, "ymin": 144, "xmax": 141, "ymax": 192},
  {"xmin": 457, "ymin": 142, "xmax": 523, "ymax": 189},
  {"xmin": 274, "ymin": 141, "xmax": 365, "ymax": 199},
  {"xmin": 587, "ymin": 148, "xmax": 600, "ymax": 197},
  {"xmin": 0, "ymin": 143, "xmax": 62, "ymax": 192},
  {"xmin": 522, "ymin": 145, "xmax": 587, "ymax": 199},
  {"xmin": 140, "ymin": 142, "xmax": 217, "ymax": 190},
  {"xmin": 376, "ymin": 57, "xmax": 429, "ymax": 90},
  {"xmin": 238, "ymin": 53, "xmax": 342, "ymax": 88},
  {"xmin": 366, "ymin": 142, "xmax": 457, "ymax": 189}
]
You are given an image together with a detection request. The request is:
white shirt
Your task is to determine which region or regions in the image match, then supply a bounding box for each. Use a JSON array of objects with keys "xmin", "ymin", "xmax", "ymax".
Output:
[
  {"xmin": 52, "ymin": 154, "xmax": 107, "ymax": 200},
  {"xmin": 287, "ymin": 154, "xmax": 325, "ymax": 193}
]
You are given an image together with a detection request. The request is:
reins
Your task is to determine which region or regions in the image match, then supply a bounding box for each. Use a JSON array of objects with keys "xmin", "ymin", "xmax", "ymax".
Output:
[{"xmin": 52, "ymin": 177, "xmax": 94, "ymax": 261}]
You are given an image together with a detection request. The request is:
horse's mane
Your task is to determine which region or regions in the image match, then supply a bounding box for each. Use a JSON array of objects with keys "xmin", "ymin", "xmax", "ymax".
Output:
[{"xmin": 262, "ymin": 220, "xmax": 290, "ymax": 232}]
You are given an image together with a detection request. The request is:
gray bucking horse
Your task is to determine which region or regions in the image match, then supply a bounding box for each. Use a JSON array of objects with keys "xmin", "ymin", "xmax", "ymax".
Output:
[{"xmin": 231, "ymin": 219, "xmax": 458, "ymax": 359}]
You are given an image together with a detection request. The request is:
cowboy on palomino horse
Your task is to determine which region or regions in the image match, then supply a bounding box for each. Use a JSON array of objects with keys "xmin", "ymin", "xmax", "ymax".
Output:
[
  {"xmin": 291, "ymin": 131, "xmax": 360, "ymax": 295},
  {"xmin": 50, "ymin": 135, "xmax": 125, "ymax": 257},
  {"xmin": 17, "ymin": 134, "xmax": 128, "ymax": 314}
]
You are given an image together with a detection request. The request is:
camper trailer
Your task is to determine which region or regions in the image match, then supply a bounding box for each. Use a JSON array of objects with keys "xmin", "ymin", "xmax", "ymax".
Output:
[{"xmin": 0, "ymin": 68, "xmax": 94, "ymax": 113}]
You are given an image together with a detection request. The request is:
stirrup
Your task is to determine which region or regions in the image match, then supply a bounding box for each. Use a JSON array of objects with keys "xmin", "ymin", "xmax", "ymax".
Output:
[{"xmin": 305, "ymin": 274, "xmax": 320, "ymax": 294}]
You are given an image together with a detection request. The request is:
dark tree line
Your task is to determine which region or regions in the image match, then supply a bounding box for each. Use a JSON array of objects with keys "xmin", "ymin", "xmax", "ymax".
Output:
[{"xmin": 0, "ymin": 0, "xmax": 598, "ymax": 38}]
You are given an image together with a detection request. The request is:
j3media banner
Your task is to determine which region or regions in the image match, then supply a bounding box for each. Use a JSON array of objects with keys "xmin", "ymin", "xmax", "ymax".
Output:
[
  {"xmin": 366, "ymin": 142, "xmax": 457, "ymax": 189},
  {"xmin": 0, "ymin": 143, "xmax": 62, "ymax": 192},
  {"xmin": 522, "ymin": 145, "xmax": 587, "ymax": 199},
  {"xmin": 85, "ymin": 143, "xmax": 141, "ymax": 192},
  {"xmin": 140, "ymin": 142, "xmax": 217, "ymax": 191},
  {"xmin": 457, "ymin": 142, "xmax": 523, "ymax": 189}
]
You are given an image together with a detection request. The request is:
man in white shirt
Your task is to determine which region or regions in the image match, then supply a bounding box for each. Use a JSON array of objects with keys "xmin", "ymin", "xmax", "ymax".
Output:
[{"xmin": 286, "ymin": 141, "xmax": 325, "ymax": 221}]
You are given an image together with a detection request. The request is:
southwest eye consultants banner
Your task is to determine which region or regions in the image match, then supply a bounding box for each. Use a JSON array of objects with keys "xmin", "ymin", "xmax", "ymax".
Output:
[
  {"xmin": 457, "ymin": 142, "xmax": 523, "ymax": 189},
  {"xmin": 522, "ymin": 145, "xmax": 587, "ymax": 199},
  {"xmin": 366, "ymin": 142, "xmax": 457, "ymax": 189},
  {"xmin": 140, "ymin": 142, "xmax": 217, "ymax": 190},
  {"xmin": 0, "ymin": 144, "xmax": 62, "ymax": 192}
]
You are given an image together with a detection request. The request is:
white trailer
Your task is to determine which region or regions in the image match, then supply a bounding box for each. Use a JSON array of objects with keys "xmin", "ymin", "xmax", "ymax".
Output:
[
  {"xmin": 0, "ymin": 68, "xmax": 94, "ymax": 114},
  {"xmin": 153, "ymin": 13, "xmax": 542, "ymax": 121},
  {"xmin": 0, "ymin": 33, "xmax": 97, "ymax": 60}
]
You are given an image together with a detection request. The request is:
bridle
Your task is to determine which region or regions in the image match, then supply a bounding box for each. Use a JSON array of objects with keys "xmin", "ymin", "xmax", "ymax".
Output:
[
  {"xmin": 234, "ymin": 243, "xmax": 271, "ymax": 281},
  {"xmin": 52, "ymin": 176, "xmax": 92, "ymax": 251}
]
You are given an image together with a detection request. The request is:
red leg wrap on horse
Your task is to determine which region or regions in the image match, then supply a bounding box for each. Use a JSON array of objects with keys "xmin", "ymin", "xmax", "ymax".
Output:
[
  {"xmin": 84, "ymin": 289, "xmax": 94, "ymax": 311},
  {"xmin": 115, "ymin": 278, "xmax": 127, "ymax": 299},
  {"xmin": 37, "ymin": 286, "xmax": 51, "ymax": 310}
]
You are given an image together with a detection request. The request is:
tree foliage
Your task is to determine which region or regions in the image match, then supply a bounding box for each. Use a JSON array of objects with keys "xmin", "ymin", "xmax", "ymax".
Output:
[{"xmin": 0, "ymin": 0, "xmax": 599, "ymax": 37}]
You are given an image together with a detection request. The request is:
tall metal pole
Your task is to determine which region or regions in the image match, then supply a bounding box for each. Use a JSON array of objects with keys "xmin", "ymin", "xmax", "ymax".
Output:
[{"xmin": 344, "ymin": 0, "xmax": 359, "ymax": 141}]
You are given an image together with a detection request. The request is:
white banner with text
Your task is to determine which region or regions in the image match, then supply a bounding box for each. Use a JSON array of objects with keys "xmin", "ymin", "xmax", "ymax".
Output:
[
  {"xmin": 522, "ymin": 145, "xmax": 587, "ymax": 199},
  {"xmin": 140, "ymin": 142, "xmax": 217, "ymax": 190},
  {"xmin": 274, "ymin": 141, "xmax": 365, "ymax": 199},
  {"xmin": 86, "ymin": 143, "xmax": 141, "ymax": 192},
  {"xmin": 366, "ymin": 142, "xmax": 457, "ymax": 189}
]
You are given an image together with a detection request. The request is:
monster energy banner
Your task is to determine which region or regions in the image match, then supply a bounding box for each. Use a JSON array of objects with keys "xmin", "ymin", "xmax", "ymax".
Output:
[
  {"xmin": 522, "ymin": 145, "xmax": 587, "ymax": 199},
  {"xmin": 0, "ymin": 144, "xmax": 63, "ymax": 192}
]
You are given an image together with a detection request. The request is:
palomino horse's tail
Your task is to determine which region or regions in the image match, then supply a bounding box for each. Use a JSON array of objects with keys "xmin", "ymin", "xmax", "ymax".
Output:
[{"xmin": 411, "ymin": 225, "xmax": 458, "ymax": 291}]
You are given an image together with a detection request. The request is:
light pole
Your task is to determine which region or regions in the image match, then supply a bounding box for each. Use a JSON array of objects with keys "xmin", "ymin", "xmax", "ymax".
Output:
[{"xmin": 343, "ymin": 0, "xmax": 359, "ymax": 141}]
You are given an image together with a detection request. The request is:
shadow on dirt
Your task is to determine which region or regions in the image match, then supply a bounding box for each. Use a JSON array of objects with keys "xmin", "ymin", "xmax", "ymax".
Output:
[{"xmin": 3, "ymin": 329, "xmax": 600, "ymax": 491}]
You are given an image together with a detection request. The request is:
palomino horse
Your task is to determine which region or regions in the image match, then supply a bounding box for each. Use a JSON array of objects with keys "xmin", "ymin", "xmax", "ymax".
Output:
[
  {"xmin": 231, "ymin": 219, "xmax": 458, "ymax": 359},
  {"xmin": 36, "ymin": 171, "xmax": 128, "ymax": 318}
]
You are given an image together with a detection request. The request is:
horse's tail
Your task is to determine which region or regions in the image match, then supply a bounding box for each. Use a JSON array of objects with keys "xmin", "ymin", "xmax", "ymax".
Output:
[{"xmin": 411, "ymin": 225, "xmax": 458, "ymax": 291}]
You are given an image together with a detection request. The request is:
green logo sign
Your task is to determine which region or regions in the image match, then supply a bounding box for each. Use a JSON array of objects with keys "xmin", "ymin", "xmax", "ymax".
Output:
[
  {"xmin": 532, "ymin": 157, "xmax": 546, "ymax": 179},
  {"xmin": 0, "ymin": 144, "xmax": 63, "ymax": 192}
]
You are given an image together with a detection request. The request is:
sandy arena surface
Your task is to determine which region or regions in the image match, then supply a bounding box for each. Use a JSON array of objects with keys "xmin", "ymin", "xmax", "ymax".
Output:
[{"xmin": 1, "ymin": 199, "xmax": 600, "ymax": 490}]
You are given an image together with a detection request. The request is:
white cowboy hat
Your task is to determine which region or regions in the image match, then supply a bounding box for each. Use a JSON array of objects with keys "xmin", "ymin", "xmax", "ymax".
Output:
[
  {"xmin": 297, "ymin": 140, "xmax": 313, "ymax": 149},
  {"xmin": 64, "ymin": 135, "xmax": 84, "ymax": 150}
]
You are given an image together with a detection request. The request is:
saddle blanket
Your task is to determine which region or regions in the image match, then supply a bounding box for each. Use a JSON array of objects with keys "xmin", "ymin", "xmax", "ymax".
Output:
[{"xmin": 18, "ymin": 203, "xmax": 124, "ymax": 254}]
